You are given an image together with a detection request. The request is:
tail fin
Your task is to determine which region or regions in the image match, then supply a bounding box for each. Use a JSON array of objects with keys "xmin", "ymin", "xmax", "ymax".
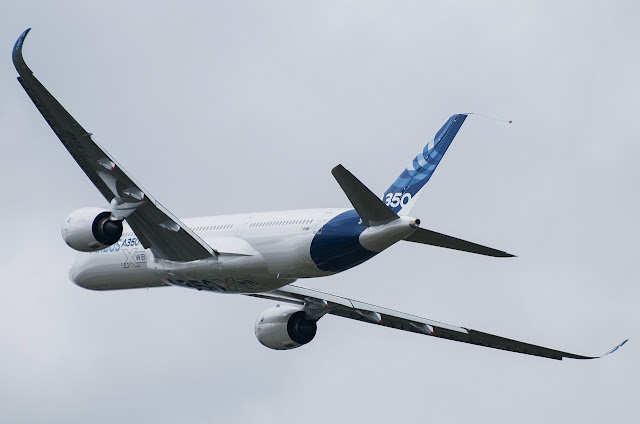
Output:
[{"xmin": 383, "ymin": 114, "xmax": 467, "ymax": 215}]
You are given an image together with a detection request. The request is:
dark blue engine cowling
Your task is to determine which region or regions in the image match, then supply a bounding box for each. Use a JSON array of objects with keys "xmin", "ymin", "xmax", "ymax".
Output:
[{"xmin": 310, "ymin": 210, "xmax": 378, "ymax": 273}]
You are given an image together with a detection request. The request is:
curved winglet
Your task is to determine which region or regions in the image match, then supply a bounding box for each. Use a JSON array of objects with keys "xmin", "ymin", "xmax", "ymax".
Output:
[
  {"xmin": 12, "ymin": 28, "xmax": 32, "ymax": 76},
  {"xmin": 573, "ymin": 339, "xmax": 629, "ymax": 360},
  {"xmin": 599, "ymin": 339, "xmax": 628, "ymax": 358}
]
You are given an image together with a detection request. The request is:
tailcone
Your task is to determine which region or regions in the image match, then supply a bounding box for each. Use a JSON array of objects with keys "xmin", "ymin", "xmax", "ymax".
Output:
[{"xmin": 359, "ymin": 216, "xmax": 419, "ymax": 252}]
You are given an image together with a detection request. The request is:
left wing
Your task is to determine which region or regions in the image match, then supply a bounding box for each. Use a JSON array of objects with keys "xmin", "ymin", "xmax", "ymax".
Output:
[
  {"xmin": 250, "ymin": 284, "xmax": 627, "ymax": 360},
  {"xmin": 13, "ymin": 29, "xmax": 214, "ymax": 262}
]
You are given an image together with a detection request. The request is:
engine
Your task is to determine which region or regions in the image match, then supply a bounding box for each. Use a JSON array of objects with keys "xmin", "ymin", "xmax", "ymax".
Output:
[
  {"xmin": 61, "ymin": 207, "xmax": 124, "ymax": 252},
  {"xmin": 255, "ymin": 305, "xmax": 318, "ymax": 350}
]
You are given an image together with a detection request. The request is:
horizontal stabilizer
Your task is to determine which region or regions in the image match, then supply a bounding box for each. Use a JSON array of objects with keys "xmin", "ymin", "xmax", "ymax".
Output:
[
  {"xmin": 404, "ymin": 227, "xmax": 515, "ymax": 258},
  {"xmin": 331, "ymin": 165, "xmax": 398, "ymax": 226}
]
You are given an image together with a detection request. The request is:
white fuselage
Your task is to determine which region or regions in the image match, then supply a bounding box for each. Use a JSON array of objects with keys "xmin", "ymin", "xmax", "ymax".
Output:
[
  {"xmin": 70, "ymin": 208, "xmax": 341, "ymax": 293},
  {"xmin": 69, "ymin": 207, "xmax": 418, "ymax": 294}
]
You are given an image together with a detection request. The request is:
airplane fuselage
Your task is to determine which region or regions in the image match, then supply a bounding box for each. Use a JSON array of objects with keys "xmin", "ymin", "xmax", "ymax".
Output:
[{"xmin": 70, "ymin": 208, "xmax": 418, "ymax": 293}]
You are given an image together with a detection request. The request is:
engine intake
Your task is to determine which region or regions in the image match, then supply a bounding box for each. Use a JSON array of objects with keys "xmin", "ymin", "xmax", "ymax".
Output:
[
  {"xmin": 62, "ymin": 207, "xmax": 124, "ymax": 252},
  {"xmin": 255, "ymin": 305, "xmax": 318, "ymax": 350}
]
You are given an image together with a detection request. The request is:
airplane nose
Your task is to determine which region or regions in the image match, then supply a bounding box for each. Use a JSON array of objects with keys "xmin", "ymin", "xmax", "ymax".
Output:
[{"xmin": 68, "ymin": 253, "xmax": 86, "ymax": 286}]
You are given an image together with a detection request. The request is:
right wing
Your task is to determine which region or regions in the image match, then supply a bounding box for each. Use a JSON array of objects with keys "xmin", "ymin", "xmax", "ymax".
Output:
[
  {"xmin": 404, "ymin": 227, "xmax": 515, "ymax": 257},
  {"xmin": 13, "ymin": 29, "xmax": 214, "ymax": 262},
  {"xmin": 250, "ymin": 284, "xmax": 627, "ymax": 360}
]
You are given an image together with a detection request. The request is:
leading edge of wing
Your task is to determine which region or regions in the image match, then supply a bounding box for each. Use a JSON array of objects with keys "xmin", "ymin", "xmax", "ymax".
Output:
[
  {"xmin": 13, "ymin": 29, "xmax": 214, "ymax": 262},
  {"xmin": 252, "ymin": 284, "xmax": 628, "ymax": 360}
]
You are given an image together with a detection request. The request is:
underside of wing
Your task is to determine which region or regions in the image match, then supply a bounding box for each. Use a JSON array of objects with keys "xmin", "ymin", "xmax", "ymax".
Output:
[
  {"xmin": 13, "ymin": 29, "xmax": 214, "ymax": 262},
  {"xmin": 250, "ymin": 284, "xmax": 627, "ymax": 360}
]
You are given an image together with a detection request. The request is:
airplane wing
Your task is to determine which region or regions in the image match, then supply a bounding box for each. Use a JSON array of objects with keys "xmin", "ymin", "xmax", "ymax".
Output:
[
  {"xmin": 13, "ymin": 29, "xmax": 214, "ymax": 262},
  {"xmin": 250, "ymin": 284, "xmax": 627, "ymax": 360}
]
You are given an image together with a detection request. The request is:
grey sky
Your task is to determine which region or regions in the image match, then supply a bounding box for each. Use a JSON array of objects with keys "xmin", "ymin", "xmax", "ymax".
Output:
[{"xmin": 1, "ymin": 1, "xmax": 638, "ymax": 422}]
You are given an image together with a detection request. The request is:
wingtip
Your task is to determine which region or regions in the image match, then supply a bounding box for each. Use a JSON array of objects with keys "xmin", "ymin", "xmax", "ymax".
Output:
[
  {"xmin": 13, "ymin": 28, "xmax": 32, "ymax": 74},
  {"xmin": 602, "ymin": 339, "xmax": 629, "ymax": 357}
]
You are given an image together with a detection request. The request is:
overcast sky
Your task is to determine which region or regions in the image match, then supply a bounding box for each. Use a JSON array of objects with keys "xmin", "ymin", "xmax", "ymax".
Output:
[{"xmin": 1, "ymin": 1, "xmax": 638, "ymax": 423}]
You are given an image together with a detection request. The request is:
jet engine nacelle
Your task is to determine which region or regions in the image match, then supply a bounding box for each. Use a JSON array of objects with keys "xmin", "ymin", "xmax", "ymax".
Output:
[
  {"xmin": 61, "ymin": 207, "xmax": 123, "ymax": 252},
  {"xmin": 255, "ymin": 305, "xmax": 318, "ymax": 350}
]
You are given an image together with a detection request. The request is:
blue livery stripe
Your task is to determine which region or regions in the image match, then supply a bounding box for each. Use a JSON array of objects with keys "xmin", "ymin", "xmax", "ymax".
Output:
[
  {"xmin": 383, "ymin": 114, "xmax": 467, "ymax": 213},
  {"xmin": 310, "ymin": 210, "xmax": 377, "ymax": 273}
]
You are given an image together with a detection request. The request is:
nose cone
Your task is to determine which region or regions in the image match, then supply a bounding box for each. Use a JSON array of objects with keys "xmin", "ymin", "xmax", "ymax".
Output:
[
  {"xmin": 69, "ymin": 253, "xmax": 80, "ymax": 283},
  {"xmin": 66, "ymin": 248, "xmax": 167, "ymax": 291},
  {"xmin": 68, "ymin": 252, "xmax": 90, "ymax": 288}
]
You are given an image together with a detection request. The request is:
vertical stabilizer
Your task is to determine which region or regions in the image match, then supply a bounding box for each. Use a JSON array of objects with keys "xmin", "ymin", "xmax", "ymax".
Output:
[{"xmin": 383, "ymin": 114, "xmax": 467, "ymax": 215}]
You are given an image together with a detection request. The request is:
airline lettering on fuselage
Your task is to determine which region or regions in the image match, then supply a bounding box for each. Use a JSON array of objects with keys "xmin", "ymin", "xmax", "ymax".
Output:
[
  {"xmin": 122, "ymin": 248, "xmax": 146, "ymax": 268},
  {"xmin": 92, "ymin": 238, "xmax": 140, "ymax": 254}
]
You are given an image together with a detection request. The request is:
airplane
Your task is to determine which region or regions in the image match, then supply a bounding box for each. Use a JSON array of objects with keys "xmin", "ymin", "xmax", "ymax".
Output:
[{"xmin": 12, "ymin": 29, "xmax": 627, "ymax": 360}]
